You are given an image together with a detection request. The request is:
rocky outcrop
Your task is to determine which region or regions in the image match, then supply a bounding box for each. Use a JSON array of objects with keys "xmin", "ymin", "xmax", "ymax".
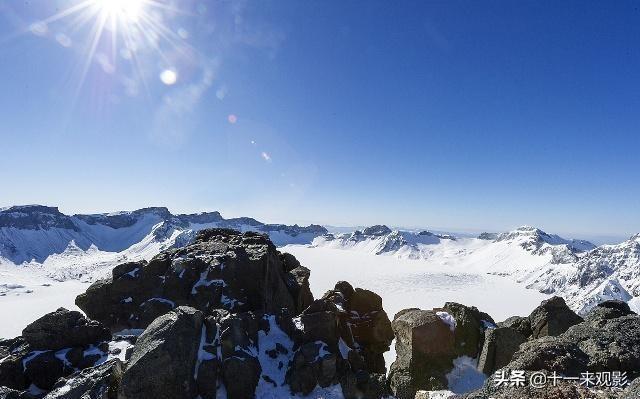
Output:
[
  {"xmin": 45, "ymin": 359, "xmax": 123, "ymax": 399},
  {"xmin": 528, "ymin": 296, "xmax": 582, "ymax": 338},
  {"xmin": 0, "ymin": 309, "xmax": 117, "ymax": 392},
  {"xmin": 0, "ymin": 229, "xmax": 394, "ymax": 399},
  {"xmin": 463, "ymin": 300, "xmax": 640, "ymax": 398},
  {"xmin": 22, "ymin": 308, "xmax": 111, "ymax": 351},
  {"xmin": 119, "ymin": 307, "xmax": 204, "ymax": 399},
  {"xmin": 76, "ymin": 229, "xmax": 310, "ymax": 330},
  {"xmin": 389, "ymin": 303, "xmax": 494, "ymax": 399},
  {"xmin": 477, "ymin": 327, "xmax": 526, "ymax": 375}
]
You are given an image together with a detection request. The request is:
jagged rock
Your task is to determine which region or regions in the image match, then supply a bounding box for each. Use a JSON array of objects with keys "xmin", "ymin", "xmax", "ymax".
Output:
[
  {"xmin": 438, "ymin": 302, "xmax": 495, "ymax": 358},
  {"xmin": 0, "ymin": 387, "xmax": 34, "ymax": 399},
  {"xmin": 76, "ymin": 229, "xmax": 310, "ymax": 331},
  {"xmin": 22, "ymin": 308, "xmax": 111, "ymax": 351},
  {"xmin": 585, "ymin": 300, "xmax": 635, "ymax": 322},
  {"xmin": 299, "ymin": 311, "xmax": 338, "ymax": 347},
  {"xmin": 284, "ymin": 263, "xmax": 314, "ymax": 314},
  {"xmin": 195, "ymin": 358, "xmax": 219, "ymax": 399},
  {"xmin": 528, "ymin": 296, "xmax": 582, "ymax": 338},
  {"xmin": 44, "ymin": 359, "xmax": 123, "ymax": 399},
  {"xmin": 221, "ymin": 356, "xmax": 261, "ymax": 399},
  {"xmin": 23, "ymin": 351, "xmax": 70, "ymax": 391},
  {"xmin": 349, "ymin": 308, "xmax": 393, "ymax": 373},
  {"xmin": 350, "ymin": 288, "xmax": 383, "ymax": 314},
  {"xmin": 494, "ymin": 311, "xmax": 640, "ymax": 395},
  {"xmin": 477, "ymin": 327, "xmax": 526, "ymax": 375},
  {"xmin": 0, "ymin": 338, "xmax": 30, "ymax": 390},
  {"xmin": 63, "ymin": 230, "xmax": 395, "ymax": 398},
  {"xmin": 389, "ymin": 309, "xmax": 456, "ymax": 398},
  {"xmin": 498, "ymin": 316, "xmax": 532, "ymax": 338},
  {"xmin": 119, "ymin": 306, "xmax": 204, "ymax": 399},
  {"xmin": 286, "ymin": 341, "xmax": 338, "ymax": 395},
  {"xmin": 362, "ymin": 225, "xmax": 392, "ymax": 236},
  {"xmin": 334, "ymin": 281, "xmax": 355, "ymax": 302}
]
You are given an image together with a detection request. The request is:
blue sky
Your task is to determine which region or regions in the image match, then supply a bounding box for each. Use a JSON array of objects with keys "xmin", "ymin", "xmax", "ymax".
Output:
[{"xmin": 0, "ymin": 0, "xmax": 638, "ymax": 241}]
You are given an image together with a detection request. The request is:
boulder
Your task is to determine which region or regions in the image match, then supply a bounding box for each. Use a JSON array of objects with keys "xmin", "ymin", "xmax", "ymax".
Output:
[
  {"xmin": 438, "ymin": 302, "xmax": 494, "ymax": 358},
  {"xmin": 0, "ymin": 338, "xmax": 30, "ymax": 390},
  {"xmin": 350, "ymin": 288, "xmax": 383, "ymax": 314},
  {"xmin": 118, "ymin": 306, "xmax": 204, "ymax": 399},
  {"xmin": 23, "ymin": 351, "xmax": 69, "ymax": 391},
  {"xmin": 221, "ymin": 356, "xmax": 261, "ymax": 399},
  {"xmin": 22, "ymin": 308, "xmax": 111, "ymax": 351},
  {"xmin": 498, "ymin": 316, "xmax": 532, "ymax": 338},
  {"xmin": 528, "ymin": 296, "xmax": 582, "ymax": 338},
  {"xmin": 284, "ymin": 264, "xmax": 314, "ymax": 314},
  {"xmin": 44, "ymin": 359, "xmax": 123, "ymax": 399},
  {"xmin": 389, "ymin": 309, "xmax": 456, "ymax": 398},
  {"xmin": 585, "ymin": 300, "xmax": 635, "ymax": 322},
  {"xmin": 477, "ymin": 327, "xmax": 526, "ymax": 375},
  {"xmin": 286, "ymin": 341, "xmax": 338, "ymax": 395}
]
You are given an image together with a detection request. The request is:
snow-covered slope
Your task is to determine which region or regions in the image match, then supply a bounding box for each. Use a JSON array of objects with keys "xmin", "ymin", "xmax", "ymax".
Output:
[
  {"xmin": 313, "ymin": 224, "xmax": 640, "ymax": 315},
  {"xmin": 0, "ymin": 205, "xmax": 327, "ymax": 270}
]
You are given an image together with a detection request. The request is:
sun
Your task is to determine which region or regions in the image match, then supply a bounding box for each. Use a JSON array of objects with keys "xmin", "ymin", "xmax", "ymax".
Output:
[{"xmin": 94, "ymin": 0, "xmax": 145, "ymax": 22}]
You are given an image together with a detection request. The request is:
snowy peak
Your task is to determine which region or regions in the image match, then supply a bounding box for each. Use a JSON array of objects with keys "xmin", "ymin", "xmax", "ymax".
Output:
[
  {"xmin": 495, "ymin": 226, "xmax": 595, "ymax": 254},
  {"xmin": 362, "ymin": 225, "xmax": 392, "ymax": 236},
  {"xmin": 0, "ymin": 205, "xmax": 79, "ymax": 231},
  {"xmin": 74, "ymin": 207, "xmax": 174, "ymax": 229},
  {"xmin": 0, "ymin": 205, "xmax": 329, "ymax": 264},
  {"xmin": 315, "ymin": 225, "xmax": 457, "ymax": 258}
]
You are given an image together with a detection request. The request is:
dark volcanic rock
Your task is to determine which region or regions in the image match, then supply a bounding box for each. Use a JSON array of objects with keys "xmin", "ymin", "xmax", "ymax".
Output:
[
  {"xmin": 45, "ymin": 359, "xmax": 123, "ymax": 399},
  {"xmin": 76, "ymin": 229, "xmax": 310, "ymax": 331},
  {"xmin": 21, "ymin": 229, "xmax": 396, "ymax": 399},
  {"xmin": 389, "ymin": 309, "xmax": 455, "ymax": 398},
  {"xmin": 389, "ymin": 303, "xmax": 495, "ymax": 399},
  {"xmin": 0, "ymin": 387, "xmax": 34, "ymax": 399},
  {"xmin": 585, "ymin": 300, "xmax": 635, "ymax": 322},
  {"xmin": 498, "ymin": 316, "xmax": 532, "ymax": 338},
  {"xmin": 119, "ymin": 306, "xmax": 204, "ymax": 399},
  {"xmin": 0, "ymin": 338, "xmax": 30, "ymax": 390},
  {"xmin": 23, "ymin": 351, "xmax": 69, "ymax": 391},
  {"xmin": 439, "ymin": 302, "xmax": 495, "ymax": 359},
  {"xmin": 528, "ymin": 296, "xmax": 583, "ymax": 338},
  {"xmin": 22, "ymin": 308, "xmax": 111, "ymax": 351},
  {"xmin": 464, "ymin": 302, "xmax": 640, "ymax": 398},
  {"xmin": 477, "ymin": 327, "xmax": 526, "ymax": 375}
]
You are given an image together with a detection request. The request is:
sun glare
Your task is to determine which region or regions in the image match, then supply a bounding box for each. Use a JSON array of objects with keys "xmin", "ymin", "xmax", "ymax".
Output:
[{"xmin": 95, "ymin": 0, "xmax": 144, "ymax": 22}]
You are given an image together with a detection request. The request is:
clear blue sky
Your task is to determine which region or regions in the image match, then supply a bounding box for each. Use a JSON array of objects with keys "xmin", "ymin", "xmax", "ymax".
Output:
[{"xmin": 0, "ymin": 0, "xmax": 638, "ymax": 240}]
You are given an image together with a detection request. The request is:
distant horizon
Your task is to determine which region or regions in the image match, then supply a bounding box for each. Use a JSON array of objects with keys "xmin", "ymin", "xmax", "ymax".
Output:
[
  {"xmin": 1, "ymin": 1, "xmax": 639, "ymax": 244},
  {"xmin": 1, "ymin": 202, "xmax": 633, "ymax": 245}
]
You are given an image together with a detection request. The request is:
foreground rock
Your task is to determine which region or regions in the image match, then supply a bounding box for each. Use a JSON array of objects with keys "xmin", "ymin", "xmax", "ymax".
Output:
[
  {"xmin": 389, "ymin": 303, "xmax": 494, "ymax": 399},
  {"xmin": 0, "ymin": 309, "xmax": 117, "ymax": 393},
  {"xmin": 528, "ymin": 296, "xmax": 583, "ymax": 338},
  {"xmin": 22, "ymin": 308, "xmax": 111, "ymax": 351},
  {"xmin": 45, "ymin": 359, "xmax": 123, "ymax": 399},
  {"xmin": 13, "ymin": 229, "xmax": 392, "ymax": 399},
  {"xmin": 462, "ymin": 300, "xmax": 640, "ymax": 398},
  {"xmin": 119, "ymin": 307, "xmax": 203, "ymax": 399},
  {"xmin": 76, "ymin": 229, "xmax": 313, "ymax": 331}
]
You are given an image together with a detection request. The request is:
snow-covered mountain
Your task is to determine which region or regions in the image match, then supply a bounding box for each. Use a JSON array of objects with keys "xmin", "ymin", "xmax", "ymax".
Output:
[
  {"xmin": 0, "ymin": 205, "xmax": 327, "ymax": 267},
  {"xmin": 2, "ymin": 205, "xmax": 638, "ymax": 319},
  {"xmin": 312, "ymin": 224, "xmax": 640, "ymax": 315}
]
